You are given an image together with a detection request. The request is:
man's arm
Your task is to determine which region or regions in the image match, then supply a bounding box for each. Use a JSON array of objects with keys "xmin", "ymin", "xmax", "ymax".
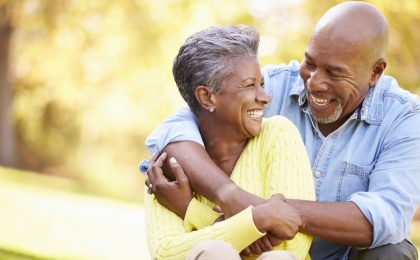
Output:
[
  {"xmin": 289, "ymin": 200, "xmax": 373, "ymax": 247},
  {"xmin": 163, "ymin": 142, "xmax": 374, "ymax": 247},
  {"xmin": 163, "ymin": 141, "xmax": 264, "ymax": 216}
]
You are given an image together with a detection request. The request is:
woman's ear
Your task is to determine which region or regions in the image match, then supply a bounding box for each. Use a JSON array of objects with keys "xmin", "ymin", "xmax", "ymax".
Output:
[
  {"xmin": 369, "ymin": 58, "xmax": 386, "ymax": 87},
  {"xmin": 195, "ymin": 86, "xmax": 216, "ymax": 112}
]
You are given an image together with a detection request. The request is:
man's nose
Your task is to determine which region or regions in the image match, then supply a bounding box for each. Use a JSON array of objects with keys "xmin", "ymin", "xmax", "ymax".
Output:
[{"xmin": 307, "ymin": 70, "xmax": 329, "ymax": 93}]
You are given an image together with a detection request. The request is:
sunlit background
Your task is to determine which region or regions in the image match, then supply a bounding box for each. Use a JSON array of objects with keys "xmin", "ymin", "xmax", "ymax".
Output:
[{"xmin": 0, "ymin": 0, "xmax": 419, "ymax": 259}]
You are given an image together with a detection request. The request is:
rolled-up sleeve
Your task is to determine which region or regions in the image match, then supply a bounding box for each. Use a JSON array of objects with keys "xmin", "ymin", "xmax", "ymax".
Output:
[
  {"xmin": 145, "ymin": 107, "xmax": 204, "ymax": 155},
  {"xmin": 347, "ymin": 112, "xmax": 420, "ymax": 247}
]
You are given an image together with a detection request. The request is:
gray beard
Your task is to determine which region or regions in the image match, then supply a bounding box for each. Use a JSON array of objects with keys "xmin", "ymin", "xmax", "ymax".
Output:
[{"xmin": 306, "ymin": 92, "xmax": 343, "ymax": 124}]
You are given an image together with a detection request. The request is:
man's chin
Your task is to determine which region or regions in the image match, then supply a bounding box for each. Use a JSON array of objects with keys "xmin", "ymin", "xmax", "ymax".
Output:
[{"xmin": 311, "ymin": 112, "xmax": 342, "ymax": 125}]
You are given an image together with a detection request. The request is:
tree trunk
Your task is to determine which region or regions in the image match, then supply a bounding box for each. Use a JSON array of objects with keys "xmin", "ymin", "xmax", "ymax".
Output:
[{"xmin": 0, "ymin": 5, "xmax": 15, "ymax": 167}]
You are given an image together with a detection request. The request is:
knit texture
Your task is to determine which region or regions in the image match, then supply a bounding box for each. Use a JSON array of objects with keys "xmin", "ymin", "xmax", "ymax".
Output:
[{"xmin": 145, "ymin": 116, "xmax": 315, "ymax": 259}]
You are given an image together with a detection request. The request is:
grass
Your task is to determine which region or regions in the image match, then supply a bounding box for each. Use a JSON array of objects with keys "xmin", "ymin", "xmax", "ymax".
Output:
[
  {"xmin": 0, "ymin": 166, "xmax": 419, "ymax": 259},
  {"xmin": 0, "ymin": 166, "xmax": 149, "ymax": 260}
]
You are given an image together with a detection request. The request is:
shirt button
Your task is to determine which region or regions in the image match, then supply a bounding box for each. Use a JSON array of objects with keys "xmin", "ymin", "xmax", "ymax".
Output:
[{"xmin": 314, "ymin": 171, "xmax": 321, "ymax": 178}]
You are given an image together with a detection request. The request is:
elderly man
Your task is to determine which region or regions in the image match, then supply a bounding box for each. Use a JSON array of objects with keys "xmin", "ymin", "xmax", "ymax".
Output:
[{"xmin": 144, "ymin": 2, "xmax": 420, "ymax": 259}]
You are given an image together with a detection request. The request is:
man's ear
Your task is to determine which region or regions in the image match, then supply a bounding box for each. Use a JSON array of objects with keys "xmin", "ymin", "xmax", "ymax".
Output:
[
  {"xmin": 369, "ymin": 58, "xmax": 387, "ymax": 87},
  {"xmin": 195, "ymin": 86, "xmax": 216, "ymax": 112}
]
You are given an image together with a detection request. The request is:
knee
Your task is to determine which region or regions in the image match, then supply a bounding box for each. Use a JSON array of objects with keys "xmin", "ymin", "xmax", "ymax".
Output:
[
  {"xmin": 348, "ymin": 240, "xmax": 418, "ymax": 260},
  {"xmin": 186, "ymin": 240, "xmax": 240, "ymax": 260}
]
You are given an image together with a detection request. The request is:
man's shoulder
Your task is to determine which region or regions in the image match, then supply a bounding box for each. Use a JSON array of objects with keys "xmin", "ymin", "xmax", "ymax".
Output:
[
  {"xmin": 263, "ymin": 60, "xmax": 301, "ymax": 77},
  {"xmin": 364, "ymin": 75, "xmax": 420, "ymax": 128},
  {"xmin": 379, "ymin": 75, "xmax": 420, "ymax": 115}
]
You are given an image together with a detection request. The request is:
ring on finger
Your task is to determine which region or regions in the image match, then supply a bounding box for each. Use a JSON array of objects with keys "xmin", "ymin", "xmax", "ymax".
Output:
[{"xmin": 147, "ymin": 183, "xmax": 153, "ymax": 194}]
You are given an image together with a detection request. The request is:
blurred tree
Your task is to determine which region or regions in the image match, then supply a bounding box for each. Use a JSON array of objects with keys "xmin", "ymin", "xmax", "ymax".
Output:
[
  {"xmin": 1, "ymin": 0, "xmax": 419, "ymax": 201},
  {"xmin": 0, "ymin": 2, "xmax": 15, "ymax": 167}
]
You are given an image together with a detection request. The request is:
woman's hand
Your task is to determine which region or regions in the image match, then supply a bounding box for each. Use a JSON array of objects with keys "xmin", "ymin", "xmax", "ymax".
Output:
[
  {"xmin": 146, "ymin": 152, "xmax": 193, "ymax": 219},
  {"xmin": 241, "ymin": 235, "xmax": 279, "ymax": 256}
]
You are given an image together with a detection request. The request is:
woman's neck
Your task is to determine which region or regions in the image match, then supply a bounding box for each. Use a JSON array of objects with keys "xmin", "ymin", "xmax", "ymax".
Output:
[{"xmin": 197, "ymin": 116, "xmax": 247, "ymax": 176}]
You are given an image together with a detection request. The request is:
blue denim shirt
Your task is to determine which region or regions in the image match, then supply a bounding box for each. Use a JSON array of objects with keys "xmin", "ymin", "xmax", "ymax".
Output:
[{"xmin": 145, "ymin": 60, "xmax": 420, "ymax": 260}]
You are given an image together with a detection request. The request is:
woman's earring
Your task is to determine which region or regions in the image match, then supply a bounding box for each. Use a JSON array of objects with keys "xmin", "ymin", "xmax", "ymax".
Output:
[{"xmin": 209, "ymin": 107, "xmax": 215, "ymax": 112}]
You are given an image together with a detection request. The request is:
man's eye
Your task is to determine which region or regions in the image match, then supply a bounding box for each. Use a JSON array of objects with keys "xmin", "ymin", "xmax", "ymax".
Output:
[
  {"xmin": 261, "ymin": 82, "xmax": 265, "ymax": 89},
  {"xmin": 329, "ymin": 72, "xmax": 342, "ymax": 78},
  {"xmin": 246, "ymin": 84, "xmax": 256, "ymax": 88},
  {"xmin": 305, "ymin": 60, "xmax": 316, "ymax": 68}
]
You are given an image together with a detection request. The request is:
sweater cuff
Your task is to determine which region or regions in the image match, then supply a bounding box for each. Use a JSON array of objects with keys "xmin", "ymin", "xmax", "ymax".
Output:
[
  {"xmin": 222, "ymin": 206, "xmax": 265, "ymax": 251},
  {"xmin": 184, "ymin": 198, "xmax": 222, "ymax": 232}
]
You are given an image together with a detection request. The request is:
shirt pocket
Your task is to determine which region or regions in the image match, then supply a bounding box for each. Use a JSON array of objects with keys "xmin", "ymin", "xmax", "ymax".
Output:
[{"xmin": 338, "ymin": 162, "xmax": 373, "ymax": 201}]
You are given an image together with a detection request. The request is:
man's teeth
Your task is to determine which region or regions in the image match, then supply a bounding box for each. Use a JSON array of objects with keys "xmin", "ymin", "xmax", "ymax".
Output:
[
  {"xmin": 248, "ymin": 110, "xmax": 263, "ymax": 118},
  {"xmin": 311, "ymin": 95, "xmax": 332, "ymax": 105}
]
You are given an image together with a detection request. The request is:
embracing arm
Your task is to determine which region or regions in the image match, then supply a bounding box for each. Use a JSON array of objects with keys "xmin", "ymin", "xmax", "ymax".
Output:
[
  {"xmin": 291, "ymin": 111, "xmax": 420, "ymax": 248},
  {"xmin": 163, "ymin": 141, "xmax": 264, "ymax": 214}
]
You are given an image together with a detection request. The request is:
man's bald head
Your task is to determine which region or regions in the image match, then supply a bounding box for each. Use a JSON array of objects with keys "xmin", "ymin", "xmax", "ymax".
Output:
[{"xmin": 312, "ymin": 1, "xmax": 389, "ymax": 65}]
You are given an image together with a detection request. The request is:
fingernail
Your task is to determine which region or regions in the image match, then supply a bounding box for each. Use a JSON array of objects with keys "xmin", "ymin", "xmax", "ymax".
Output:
[{"xmin": 169, "ymin": 157, "xmax": 177, "ymax": 164}]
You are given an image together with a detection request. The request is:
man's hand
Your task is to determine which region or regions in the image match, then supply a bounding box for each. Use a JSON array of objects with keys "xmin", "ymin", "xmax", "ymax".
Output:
[
  {"xmin": 252, "ymin": 194, "xmax": 302, "ymax": 240},
  {"xmin": 146, "ymin": 152, "xmax": 193, "ymax": 219}
]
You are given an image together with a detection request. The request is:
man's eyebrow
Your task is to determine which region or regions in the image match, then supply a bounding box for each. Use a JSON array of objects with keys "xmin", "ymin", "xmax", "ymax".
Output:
[{"xmin": 305, "ymin": 52, "xmax": 349, "ymax": 74}]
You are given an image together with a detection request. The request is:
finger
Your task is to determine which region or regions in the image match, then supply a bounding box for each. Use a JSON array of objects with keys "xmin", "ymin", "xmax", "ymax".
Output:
[
  {"xmin": 147, "ymin": 161, "xmax": 164, "ymax": 186},
  {"xmin": 169, "ymin": 157, "xmax": 188, "ymax": 186},
  {"xmin": 267, "ymin": 233, "xmax": 283, "ymax": 247},
  {"xmin": 149, "ymin": 153, "xmax": 158, "ymax": 164},
  {"xmin": 253, "ymin": 241, "xmax": 263, "ymax": 255},
  {"xmin": 154, "ymin": 152, "xmax": 167, "ymax": 168},
  {"xmin": 260, "ymin": 236, "xmax": 273, "ymax": 252},
  {"xmin": 248, "ymin": 244, "xmax": 256, "ymax": 255},
  {"xmin": 271, "ymin": 193, "xmax": 286, "ymax": 202},
  {"xmin": 148, "ymin": 153, "xmax": 166, "ymax": 182},
  {"xmin": 241, "ymin": 247, "xmax": 251, "ymax": 256}
]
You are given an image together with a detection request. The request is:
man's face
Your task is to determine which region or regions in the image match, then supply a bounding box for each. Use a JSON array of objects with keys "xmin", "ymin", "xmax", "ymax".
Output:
[{"xmin": 299, "ymin": 31, "xmax": 374, "ymax": 131}]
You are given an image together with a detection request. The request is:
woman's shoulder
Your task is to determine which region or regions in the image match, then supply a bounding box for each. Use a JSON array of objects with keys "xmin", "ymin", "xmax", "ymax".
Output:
[{"xmin": 262, "ymin": 115, "xmax": 298, "ymax": 133}]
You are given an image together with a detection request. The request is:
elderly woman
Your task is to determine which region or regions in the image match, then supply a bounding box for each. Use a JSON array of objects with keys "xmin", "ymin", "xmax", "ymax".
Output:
[{"xmin": 144, "ymin": 25, "xmax": 315, "ymax": 260}]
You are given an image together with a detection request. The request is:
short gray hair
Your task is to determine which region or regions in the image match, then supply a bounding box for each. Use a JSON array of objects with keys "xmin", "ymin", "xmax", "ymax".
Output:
[{"xmin": 173, "ymin": 25, "xmax": 260, "ymax": 113}]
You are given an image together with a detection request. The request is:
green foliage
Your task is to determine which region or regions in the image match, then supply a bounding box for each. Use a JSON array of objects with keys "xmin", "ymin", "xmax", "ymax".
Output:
[{"xmin": 3, "ymin": 0, "xmax": 420, "ymax": 201}]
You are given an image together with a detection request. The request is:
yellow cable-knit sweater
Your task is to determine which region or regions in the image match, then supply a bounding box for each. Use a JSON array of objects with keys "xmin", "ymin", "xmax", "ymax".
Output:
[{"xmin": 145, "ymin": 116, "xmax": 315, "ymax": 260}]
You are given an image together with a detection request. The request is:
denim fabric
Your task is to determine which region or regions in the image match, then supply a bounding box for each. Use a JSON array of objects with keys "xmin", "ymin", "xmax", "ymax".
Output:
[{"xmin": 145, "ymin": 60, "xmax": 420, "ymax": 260}]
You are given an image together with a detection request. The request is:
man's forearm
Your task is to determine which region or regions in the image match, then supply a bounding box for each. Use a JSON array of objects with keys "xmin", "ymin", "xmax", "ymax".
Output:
[
  {"xmin": 288, "ymin": 200, "xmax": 373, "ymax": 247},
  {"xmin": 163, "ymin": 141, "xmax": 263, "ymax": 215}
]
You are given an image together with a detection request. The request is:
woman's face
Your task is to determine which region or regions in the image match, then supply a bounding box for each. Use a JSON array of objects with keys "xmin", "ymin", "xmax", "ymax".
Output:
[{"xmin": 213, "ymin": 57, "xmax": 270, "ymax": 139}]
